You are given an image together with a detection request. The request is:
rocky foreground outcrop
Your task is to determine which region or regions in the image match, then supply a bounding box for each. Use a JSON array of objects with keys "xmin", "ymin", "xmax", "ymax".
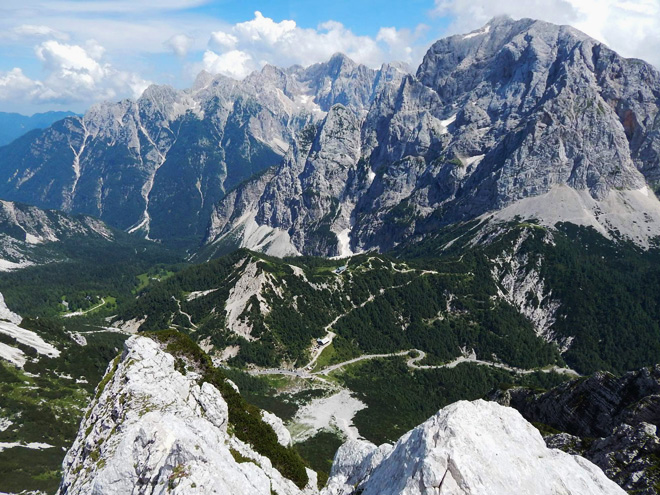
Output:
[
  {"xmin": 57, "ymin": 335, "xmax": 317, "ymax": 495},
  {"xmin": 495, "ymin": 366, "xmax": 660, "ymax": 494},
  {"xmin": 58, "ymin": 335, "xmax": 623, "ymax": 494},
  {"xmin": 323, "ymin": 400, "xmax": 623, "ymax": 495}
]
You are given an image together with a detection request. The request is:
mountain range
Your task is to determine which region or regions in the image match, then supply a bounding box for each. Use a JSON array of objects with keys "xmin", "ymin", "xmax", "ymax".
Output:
[
  {"xmin": 1, "ymin": 16, "xmax": 659, "ymax": 255},
  {"xmin": 2, "ymin": 14, "xmax": 660, "ymax": 495}
]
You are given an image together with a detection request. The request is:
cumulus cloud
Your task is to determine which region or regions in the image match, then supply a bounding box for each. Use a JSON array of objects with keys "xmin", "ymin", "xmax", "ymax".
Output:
[
  {"xmin": 209, "ymin": 31, "xmax": 238, "ymax": 51},
  {"xmin": 433, "ymin": 0, "xmax": 660, "ymax": 67},
  {"xmin": 377, "ymin": 25, "xmax": 429, "ymax": 64},
  {"xmin": 202, "ymin": 49, "xmax": 252, "ymax": 79},
  {"xmin": 201, "ymin": 11, "xmax": 427, "ymax": 79},
  {"xmin": 166, "ymin": 33, "xmax": 194, "ymax": 57},
  {"xmin": 0, "ymin": 68, "xmax": 43, "ymax": 101},
  {"xmin": 0, "ymin": 40, "xmax": 150, "ymax": 107},
  {"xmin": 2, "ymin": 0, "xmax": 659, "ymax": 114}
]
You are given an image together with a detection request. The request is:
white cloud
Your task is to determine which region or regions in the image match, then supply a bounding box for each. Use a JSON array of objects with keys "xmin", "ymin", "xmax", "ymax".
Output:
[
  {"xmin": 433, "ymin": 0, "xmax": 660, "ymax": 67},
  {"xmin": 377, "ymin": 25, "xmax": 429, "ymax": 64},
  {"xmin": 202, "ymin": 49, "xmax": 252, "ymax": 79},
  {"xmin": 0, "ymin": 68, "xmax": 43, "ymax": 101},
  {"xmin": 166, "ymin": 34, "xmax": 194, "ymax": 57},
  {"xmin": 209, "ymin": 31, "xmax": 238, "ymax": 50},
  {"xmin": 201, "ymin": 11, "xmax": 428, "ymax": 79},
  {"xmin": 0, "ymin": 40, "xmax": 150, "ymax": 107},
  {"xmin": 11, "ymin": 24, "xmax": 69, "ymax": 40}
]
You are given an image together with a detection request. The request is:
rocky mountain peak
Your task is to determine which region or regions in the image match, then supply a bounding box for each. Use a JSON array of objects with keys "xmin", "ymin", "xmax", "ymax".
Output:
[
  {"xmin": 325, "ymin": 52, "xmax": 358, "ymax": 76},
  {"xmin": 57, "ymin": 335, "xmax": 317, "ymax": 495},
  {"xmin": 191, "ymin": 69, "xmax": 214, "ymax": 91},
  {"xmin": 417, "ymin": 16, "xmax": 590, "ymax": 104},
  {"xmin": 203, "ymin": 15, "xmax": 660, "ymax": 257}
]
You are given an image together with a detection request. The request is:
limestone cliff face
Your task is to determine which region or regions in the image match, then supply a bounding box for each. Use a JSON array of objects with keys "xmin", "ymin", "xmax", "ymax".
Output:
[
  {"xmin": 4, "ymin": 17, "xmax": 660, "ymax": 253},
  {"xmin": 0, "ymin": 57, "xmax": 404, "ymax": 247},
  {"xmin": 0, "ymin": 199, "xmax": 114, "ymax": 270},
  {"xmin": 206, "ymin": 16, "xmax": 660, "ymax": 256},
  {"xmin": 494, "ymin": 365, "xmax": 660, "ymax": 493}
]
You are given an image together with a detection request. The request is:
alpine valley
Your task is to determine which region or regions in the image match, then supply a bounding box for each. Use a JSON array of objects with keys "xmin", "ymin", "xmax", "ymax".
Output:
[{"xmin": 0, "ymin": 15, "xmax": 660, "ymax": 495}]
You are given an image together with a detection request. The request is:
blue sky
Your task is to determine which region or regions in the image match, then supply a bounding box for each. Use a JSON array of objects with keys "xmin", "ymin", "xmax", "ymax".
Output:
[
  {"xmin": 190, "ymin": 0, "xmax": 444, "ymax": 35},
  {"xmin": 0, "ymin": 0, "xmax": 658, "ymax": 115}
]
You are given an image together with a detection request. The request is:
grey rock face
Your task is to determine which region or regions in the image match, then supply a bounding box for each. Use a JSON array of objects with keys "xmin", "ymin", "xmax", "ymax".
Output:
[
  {"xmin": 57, "ymin": 335, "xmax": 317, "ymax": 495},
  {"xmin": 3, "ymin": 16, "xmax": 660, "ymax": 254},
  {"xmin": 497, "ymin": 366, "xmax": 660, "ymax": 437},
  {"xmin": 0, "ymin": 58, "xmax": 405, "ymax": 247},
  {"xmin": 322, "ymin": 400, "xmax": 624, "ymax": 495},
  {"xmin": 206, "ymin": 16, "xmax": 660, "ymax": 257},
  {"xmin": 494, "ymin": 365, "xmax": 660, "ymax": 493}
]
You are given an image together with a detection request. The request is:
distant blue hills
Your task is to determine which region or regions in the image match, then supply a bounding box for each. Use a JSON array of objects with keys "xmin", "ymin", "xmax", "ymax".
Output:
[{"xmin": 0, "ymin": 111, "xmax": 78, "ymax": 146}]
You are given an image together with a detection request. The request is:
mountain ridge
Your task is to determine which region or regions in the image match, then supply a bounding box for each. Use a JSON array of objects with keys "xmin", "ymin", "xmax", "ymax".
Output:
[
  {"xmin": 2, "ymin": 16, "xmax": 659, "ymax": 256},
  {"xmin": 0, "ymin": 111, "xmax": 77, "ymax": 147},
  {"xmin": 0, "ymin": 54, "xmax": 406, "ymax": 248}
]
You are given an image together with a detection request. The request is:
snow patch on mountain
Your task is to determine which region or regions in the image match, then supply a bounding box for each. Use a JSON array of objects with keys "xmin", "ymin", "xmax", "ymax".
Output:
[
  {"xmin": 439, "ymin": 114, "xmax": 456, "ymax": 134},
  {"xmin": 334, "ymin": 228, "xmax": 354, "ymax": 258},
  {"xmin": 463, "ymin": 24, "xmax": 491, "ymax": 39}
]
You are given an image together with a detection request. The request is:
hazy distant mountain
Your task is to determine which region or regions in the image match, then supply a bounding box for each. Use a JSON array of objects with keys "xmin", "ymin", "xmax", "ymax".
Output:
[{"xmin": 0, "ymin": 111, "xmax": 77, "ymax": 146}]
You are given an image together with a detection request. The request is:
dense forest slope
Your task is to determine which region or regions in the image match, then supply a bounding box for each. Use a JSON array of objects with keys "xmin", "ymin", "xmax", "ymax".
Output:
[{"xmin": 115, "ymin": 220, "xmax": 660, "ymax": 376}]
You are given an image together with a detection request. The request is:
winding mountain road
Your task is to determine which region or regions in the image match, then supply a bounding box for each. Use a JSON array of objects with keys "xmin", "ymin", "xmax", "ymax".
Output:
[
  {"xmin": 62, "ymin": 298, "xmax": 107, "ymax": 318},
  {"xmin": 249, "ymin": 348, "xmax": 579, "ymax": 379}
]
